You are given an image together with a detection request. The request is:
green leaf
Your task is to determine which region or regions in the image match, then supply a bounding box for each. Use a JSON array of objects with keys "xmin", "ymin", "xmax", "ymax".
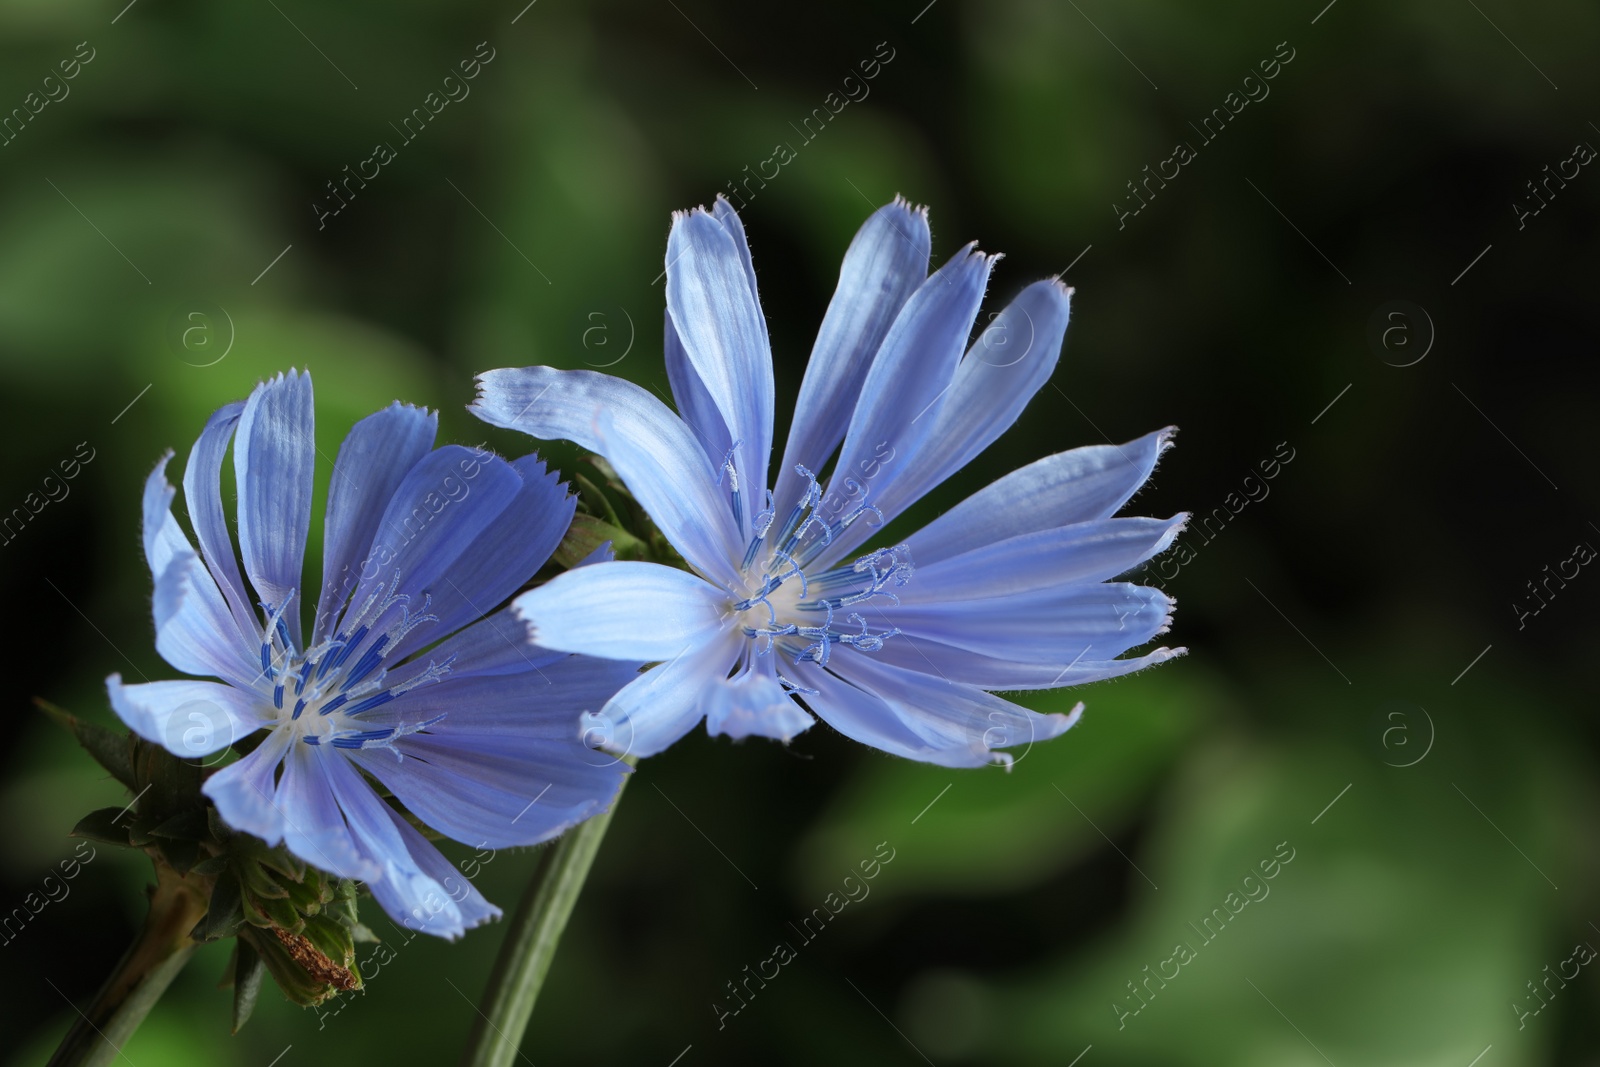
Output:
[
  {"xmin": 253, "ymin": 890, "xmax": 303, "ymax": 933},
  {"xmin": 552, "ymin": 512, "xmax": 646, "ymax": 568},
  {"xmin": 301, "ymin": 913, "xmax": 358, "ymax": 974},
  {"xmin": 157, "ymin": 836, "xmax": 201, "ymax": 875},
  {"xmin": 71, "ymin": 807, "xmax": 133, "ymax": 847},
  {"xmin": 254, "ymin": 844, "xmax": 307, "ymax": 884},
  {"xmin": 276, "ymin": 869, "xmax": 329, "ymax": 914},
  {"xmin": 238, "ymin": 926, "xmax": 339, "ymax": 1008},
  {"xmin": 149, "ymin": 808, "xmax": 211, "ymax": 841},
  {"xmin": 37, "ymin": 699, "xmax": 138, "ymax": 791},
  {"xmin": 132, "ymin": 738, "xmax": 203, "ymax": 812},
  {"xmin": 192, "ymin": 872, "xmax": 243, "ymax": 943},
  {"xmin": 572, "ymin": 471, "xmax": 625, "ymax": 527},
  {"xmin": 125, "ymin": 811, "xmax": 159, "ymax": 847},
  {"xmin": 236, "ymin": 856, "xmax": 291, "ymax": 902},
  {"xmin": 189, "ymin": 855, "xmax": 229, "ymax": 877},
  {"xmin": 231, "ymin": 940, "xmax": 266, "ymax": 1034}
]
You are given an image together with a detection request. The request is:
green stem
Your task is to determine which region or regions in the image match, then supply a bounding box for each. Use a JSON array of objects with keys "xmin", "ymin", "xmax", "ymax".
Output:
[
  {"xmin": 48, "ymin": 864, "xmax": 207, "ymax": 1067},
  {"xmin": 459, "ymin": 772, "xmax": 628, "ymax": 1067}
]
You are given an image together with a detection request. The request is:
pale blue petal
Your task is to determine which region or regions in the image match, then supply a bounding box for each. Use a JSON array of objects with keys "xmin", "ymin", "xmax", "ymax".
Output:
[
  {"xmin": 775, "ymin": 197, "xmax": 930, "ymax": 512},
  {"xmin": 664, "ymin": 310, "xmax": 732, "ymax": 469},
  {"xmin": 313, "ymin": 402, "xmax": 437, "ymax": 643},
  {"xmin": 276, "ymin": 742, "xmax": 382, "ymax": 882},
  {"xmin": 471, "ymin": 367, "xmax": 740, "ymax": 584},
  {"xmin": 350, "ymin": 723, "xmax": 626, "ymax": 849},
  {"xmin": 819, "ymin": 652, "xmax": 1081, "ymax": 767},
  {"xmin": 711, "ymin": 195, "xmax": 767, "ymax": 346},
  {"xmin": 875, "ymin": 582, "xmax": 1175, "ymax": 664},
  {"xmin": 333, "ymin": 445, "xmax": 523, "ymax": 646},
  {"xmin": 866, "ymin": 635, "xmax": 1185, "ymax": 690},
  {"xmin": 512, "ymin": 561, "xmax": 729, "ymax": 662},
  {"xmin": 408, "ymin": 607, "xmax": 567, "ymax": 679},
  {"xmin": 386, "ymin": 453, "xmax": 575, "ymax": 662},
  {"xmin": 590, "ymin": 633, "xmax": 741, "ymax": 758},
  {"xmin": 900, "ymin": 515, "xmax": 1187, "ymax": 602},
  {"xmin": 787, "ymin": 659, "xmax": 997, "ymax": 768},
  {"xmin": 821, "ymin": 280, "xmax": 1070, "ymax": 563},
  {"xmin": 704, "ymin": 658, "xmax": 814, "ymax": 742},
  {"xmin": 151, "ymin": 549, "xmax": 259, "ymax": 687},
  {"xmin": 234, "ymin": 370, "xmax": 315, "ymax": 641},
  {"xmin": 105, "ymin": 675, "xmax": 266, "ymax": 757},
  {"xmin": 368, "ymin": 804, "xmax": 500, "ymax": 936},
  {"xmin": 319, "ymin": 754, "xmax": 476, "ymax": 937},
  {"xmin": 814, "ymin": 246, "xmax": 995, "ymax": 562},
  {"xmin": 906, "ymin": 428, "xmax": 1177, "ymax": 567},
  {"xmin": 665, "ymin": 207, "xmax": 774, "ymax": 525},
  {"xmin": 357, "ymin": 653, "xmax": 643, "ymax": 736},
  {"xmin": 201, "ymin": 728, "xmax": 291, "ymax": 845},
  {"xmin": 142, "ymin": 454, "xmax": 258, "ymax": 686},
  {"xmin": 181, "ymin": 401, "xmax": 257, "ymax": 640}
]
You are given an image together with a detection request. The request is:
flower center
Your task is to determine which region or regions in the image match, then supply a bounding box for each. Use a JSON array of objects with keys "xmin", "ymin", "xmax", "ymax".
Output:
[
  {"xmin": 255, "ymin": 576, "xmax": 453, "ymax": 753},
  {"xmin": 729, "ymin": 465, "xmax": 914, "ymax": 668}
]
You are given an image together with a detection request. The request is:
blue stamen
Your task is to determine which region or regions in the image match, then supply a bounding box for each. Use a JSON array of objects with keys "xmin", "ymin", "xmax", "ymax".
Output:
[
  {"xmin": 330, "ymin": 727, "xmax": 396, "ymax": 749},
  {"xmin": 330, "ymin": 625, "xmax": 369, "ymax": 671},
  {"xmin": 345, "ymin": 690, "xmax": 396, "ymax": 715},
  {"xmin": 316, "ymin": 638, "xmax": 345, "ymax": 680},
  {"xmin": 340, "ymin": 633, "xmax": 391, "ymax": 691}
]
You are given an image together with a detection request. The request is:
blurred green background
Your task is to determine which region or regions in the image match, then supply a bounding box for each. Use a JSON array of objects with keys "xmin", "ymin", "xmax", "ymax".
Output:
[{"xmin": 3, "ymin": 0, "xmax": 1597, "ymax": 1063}]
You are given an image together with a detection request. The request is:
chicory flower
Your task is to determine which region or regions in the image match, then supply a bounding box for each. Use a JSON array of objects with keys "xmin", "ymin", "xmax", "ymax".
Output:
[
  {"xmin": 108, "ymin": 370, "xmax": 637, "ymax": 936},
  {"xmin": 474, "ymin": 198, "xmax": 1185, "ymax": 768}
]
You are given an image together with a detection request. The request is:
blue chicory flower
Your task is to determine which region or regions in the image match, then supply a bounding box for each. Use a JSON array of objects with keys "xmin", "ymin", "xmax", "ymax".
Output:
[
  {"xmin": 108, "ymin": 370, "xmax": 638, "ymax": 937},
  {"xmin": 473, "ymin": 197, "xmax": 1186, "ymax": 768}
]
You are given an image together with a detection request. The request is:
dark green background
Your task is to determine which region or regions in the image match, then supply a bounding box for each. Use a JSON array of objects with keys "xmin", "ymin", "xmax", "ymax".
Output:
[{"xmin": 2, "ymin": 0, "xmax": 1597, "ymax": 1063}]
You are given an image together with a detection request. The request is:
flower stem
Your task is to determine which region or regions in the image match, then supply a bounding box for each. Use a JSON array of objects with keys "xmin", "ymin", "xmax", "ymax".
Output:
[
  {"xmin": 459, "ymin": 773, "xmax": 629, "ymax": 1067},
  {"xmin": 48, "ymin": 864, "xmax": 208, "ymax": 1067}
]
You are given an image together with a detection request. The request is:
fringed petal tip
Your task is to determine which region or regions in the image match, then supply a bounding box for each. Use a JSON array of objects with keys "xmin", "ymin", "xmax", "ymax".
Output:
[
  {"xmin": 249, "ymin": 367, "xmax": 310, "ymax": 394},
  {"xmin": 986, "ymin": 699, "xmax": 1087, "ymax": 771},
  {"xmin": 445, "ymin": 902, "xmax": 504, "ymax": 940},
  {"xmin": 466, "ymin": 366, "xmax": 534, "ymax": 424},
  {"xmin": 378, "ymin": 398, "xmax": 433, "ymax": 420},
  {"xmin": 1122, "ymin": 645, "xmax": 1186, "ymax": 669},
  {"xmin": 672, "ymin": 204, "xmax": 724, "ymax": 225},
  {"xmin": 1043, "ymin": 271, "xmax": 1079, "ymax": 298},
  {"xmin": 950, "ymin": 240, "xmax": 1002, "ymax": 271},
  {"xmin": 511, "ymin": 449, "xmax": 574, "ymax": 500},
  {"xmin": 889, "ymin": 192, "xmax": 931, "ymax": 220}
]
